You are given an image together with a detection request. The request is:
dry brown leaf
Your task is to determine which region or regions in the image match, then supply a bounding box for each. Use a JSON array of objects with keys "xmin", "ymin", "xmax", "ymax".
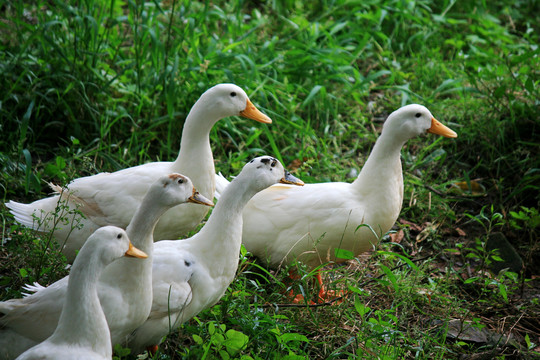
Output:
[
  {"xmin": 399, "ymin": 219, "xmax": 422, "ymax": 232},
  {"xmin": 287, "ymin": 157, "xmax": 308, "ymax": 171},
  {"xmin": 388, "ymin": 229, "xmax": 404, "ymax": 244},
  {"xmin": 455, "ymin": 227, "xmax": 466, "ymax": 236}
]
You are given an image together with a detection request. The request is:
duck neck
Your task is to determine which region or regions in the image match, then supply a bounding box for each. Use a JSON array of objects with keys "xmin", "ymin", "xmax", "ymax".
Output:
[
  {"xmin": 192, "ymin": 175, "xmax": 255, "ymax": 268},
  {"xmin": 173, "ymin": 101, "xmax": 219, "ymax": 198},
  {"xmin": 98, "ymin": 196, "xmax": 163, "ymax": 292},
  {"xmin": 126, "ymin": 197, "xmax": 169, "ymax": 255},
  {"xmin": 353, "ymin": 131, "xmax": 405, "ymax": 193},
  {"xmin": 49, "ymin": 249, "xmax": 112, "ymax": 358}
]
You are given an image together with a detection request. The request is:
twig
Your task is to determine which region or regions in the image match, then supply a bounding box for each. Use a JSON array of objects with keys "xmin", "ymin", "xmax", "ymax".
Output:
[
  {"xmin": 504, "ymin": 313, "xmax": 524, "ymax": 347},
  {"xmin": 423, "ymin": 185, "xmax": 483, "ymax": 204}
]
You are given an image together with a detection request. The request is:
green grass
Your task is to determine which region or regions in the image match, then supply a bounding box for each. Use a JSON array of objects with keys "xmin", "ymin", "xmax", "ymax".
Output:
[{"xmin": 1, "ymin": 0, "xmax": 539, "ymax": 359}]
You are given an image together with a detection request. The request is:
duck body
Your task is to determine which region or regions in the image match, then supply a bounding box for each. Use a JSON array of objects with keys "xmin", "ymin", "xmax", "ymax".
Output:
[
  {"xmin": 127, "ymin": 238, "xmax": 235, "ymax": 352},
  {"xmin": 244, "ymin": 173, "xmax": 402, "ymax": 268},
  {"xmin": 6, "ymin": 84, "xmax": 271, "ymax": 262},
  {"xmin": 0, "ymin": 175, "xmax": 213, "ymax": 360},
  {"xmin": 7, "ymin": 163, "xmax": 204, "ymax": 259},
  {"xmin": 14, "ymin": 226, "xmax": 147, "ymax": 360},
  {"xmin": 217, "ymin": 104, "xmax": 457, "ymax": 269},
  {"xmin": 126, "ymin": 156, "xmax": 304, "ymax": 354}
]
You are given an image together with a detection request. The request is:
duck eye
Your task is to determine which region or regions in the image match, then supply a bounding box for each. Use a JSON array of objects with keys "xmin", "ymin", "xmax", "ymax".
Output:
[
  {"xmin": 230, "ymin": 92, "xmax": 237, "ymax": 97},
  {"xmin": 116, "ymin": 233, "xmax": 122, "ymax": 239},
  {"xmin": 178, "ymin": 178, "xmax": 184, "ymax": 184},
  {"xmin": 415, "ymin": 113, "xmax": 421, "ymax": 118}
]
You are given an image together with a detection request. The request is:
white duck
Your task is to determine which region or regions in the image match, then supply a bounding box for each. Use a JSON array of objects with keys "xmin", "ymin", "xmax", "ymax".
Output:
[
  {"xmin": 214, "ymin": 105, "xmax": 457, "ymax": 299},
  {"xmin": 6, "ymin": 84, "xmax": 271, "ymax": 261},
  {"xmin": 13, "ymin": 226, "xmax": 147, "ymax": 360},
  {"xmin": 125, "ymin": 156, "xmax": 304, "ymax": 354},
  {"xmin": 0, "ymin": 174, "xmax": 213, "ymax": 360}
]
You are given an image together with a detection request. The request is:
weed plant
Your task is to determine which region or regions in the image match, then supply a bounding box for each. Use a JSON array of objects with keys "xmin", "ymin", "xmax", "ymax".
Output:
[{"xmin": 1, "ymin": 0, "xmax": 539, "ymax": 359}]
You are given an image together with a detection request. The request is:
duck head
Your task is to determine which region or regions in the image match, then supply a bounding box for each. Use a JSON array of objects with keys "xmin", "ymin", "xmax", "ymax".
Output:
[
  {"xmin": 199, "ymin": 84, "xmax": 272, "ymax": 124},
  {"xmin": 87, "ymin": 226, "xmax": 147, "ymax": 263},
  {"xmin": 239, "ymin": 156, "xmax": 304, "ymax": 192},
  {"xmin": 383, "ymin": 104, "xmax": 457, "ymax": 141},
  {"xmin": 150, "ymin": 174, "xmax": 214, "ymax": 208}
]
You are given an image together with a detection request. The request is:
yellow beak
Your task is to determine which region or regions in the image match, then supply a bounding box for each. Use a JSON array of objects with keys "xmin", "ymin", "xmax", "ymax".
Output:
[
  {"xmin": 239, "ymin": 99, "xmax": 272, "ymax": 124},
  {"xmin": 427, "ymin": 117, "xmax": 457, "ymax": 138},
  {"xmin": 125, "ymin": 242, "xmax": 148, "ymax": 259}
]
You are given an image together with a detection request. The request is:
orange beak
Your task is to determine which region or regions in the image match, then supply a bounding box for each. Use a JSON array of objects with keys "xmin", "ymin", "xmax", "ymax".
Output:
[
  {"xmin": 427, "ymin": 117, "xmax": 457, "ymax": 138},
  {"xmin": 239, "ymin": 99, "xmax": 272, "ymax": 124},
  {"xmin": 125, "ymin": 242, "xmax": 148, "ymax": 259}
]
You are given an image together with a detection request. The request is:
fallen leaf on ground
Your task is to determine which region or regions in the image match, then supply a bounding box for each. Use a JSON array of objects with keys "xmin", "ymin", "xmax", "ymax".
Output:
[
  {"xmin": 444, "ymin": 319, "xmax": 516, "ymax": 346},
  {"xmin": 388, "ymin": 229, "xmax": 404, "ymax": 244},
  {"xmin": 416, "ymin": 222, "xmax": 439, "ymax": 243},
  {"xmin": 399, "ymin": 219, "xmax": 422, "ymax": 232},
  {"xmin": 450, "ymin": 180, "xmax": 486, "ymax": 196}
]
